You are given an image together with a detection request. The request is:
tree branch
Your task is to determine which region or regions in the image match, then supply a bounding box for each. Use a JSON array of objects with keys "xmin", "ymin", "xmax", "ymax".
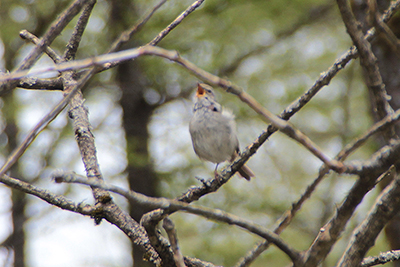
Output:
[
  {"xmin": 337, "ymin": 0, "xmax": 393, "ymax": 126},
  {"xmin": 107, "ymin": 0, "xmax": 167, "ymax": 53},
  {"xmin": 361, "ymin": 250, "xmax": 400, "ymax": 267},
  {"xmin": 301, "ymin": 140, "xmax": 400, "ymax": 266},
  {"xmin": 18, "ymin": 76, "xmax": 63, "ymax": 90},
  {"xmin": 0, "ymin": 174, "xmax": 94, "ymax": 215},
  {"xmin": 163, "ymin": 217, "xmax": 186, "ymax": 267},
  {"xmin": 19, "ymin": 30, "xmax": 62, "ymax": 63},
  {"xmin": 59, "ymin": 0, "xmax": 111, "ymax": 203},
  {"xmin": 0, "ymin": 45, "xmax": 346, "ymax": 173},
  {"xmin": 63, "ymin": 0, "xmax": 96, "ymax": 61},
  {"xmin": 235, "ymin": 106, "xmax": 400, "ymax": 267},
  {"xmin": 148, "ymin": 0, "xmax": 205, "ymax": 46},
  {"xmin": 338, "ymin": 172, "xmax": 400, "ymax": 266},
  {"xmin": 0, "ymin": 70, "xmax": 93, "ymax": 178},
  {"xmin": 53, "ymin": 170, "xmax": 302, "ymax": 265},
  {"xmin": 0, "ymin": 0, "xmax": 90, "ymax": 95}
]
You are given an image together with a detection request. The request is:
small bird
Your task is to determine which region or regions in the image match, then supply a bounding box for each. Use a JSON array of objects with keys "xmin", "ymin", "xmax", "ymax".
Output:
[{"xmin": 189, "ymin": 83, "xmax": 254, "ymax": 180}]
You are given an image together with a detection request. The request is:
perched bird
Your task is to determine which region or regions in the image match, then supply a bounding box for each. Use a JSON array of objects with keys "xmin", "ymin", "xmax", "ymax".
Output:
[{"xmin": 189, "ymin": 83, "xmax": 254, "ymax": 180}]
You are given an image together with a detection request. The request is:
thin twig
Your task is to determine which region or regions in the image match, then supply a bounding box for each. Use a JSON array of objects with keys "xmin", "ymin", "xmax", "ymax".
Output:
[
  {"xmin": 63, "ymin": 0, "xmax": 96, "ymax": 61},
  {"xmin": 0, "ymin": 174, "xmax": 94, "ymax": 215},
  {"xmin": 337, "ymin": 108, "xmax": 400, "ymax": 162},
  {"xmin": 148, "ymin": 0, "xmax": 205, "ymax": 46},
  {"xmin": 238, "ymin": 92, "xmax": 345, "ymax": 173},
  {"xmin": 100, "ymin": 0, "xmax": 203, "ymax": 72},
  {"xmin": 107, "ymin": 0, "xmax": 167, "ymax": 53},
  {"xmin": 163, "ymin": 217, "xmax": 186, "ymax": 267},
  {"xmin": 15, "ymin": 0, "xmax": 90, "ymax": 71},
  {"xmin": 19, "ymin": 30, "xmax": 62, "ymax": 63}
]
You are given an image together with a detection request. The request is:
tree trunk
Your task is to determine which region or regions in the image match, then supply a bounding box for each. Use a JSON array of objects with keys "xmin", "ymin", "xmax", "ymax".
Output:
[
  {"xmin": 107, "ymin": 1, "xmax": 159, "ymax": 265},
  {"xmin": 2, "ymin": 94, "xmax": 26, "ymax": 267},
  {"xmin": 117, "ymin": 61, "xmax": 158, "ymax": 267}
]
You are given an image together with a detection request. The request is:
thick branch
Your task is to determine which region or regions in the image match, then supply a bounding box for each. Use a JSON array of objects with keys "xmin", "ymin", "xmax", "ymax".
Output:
[
  {"xmin": 337, "ymin": 0, "xmax": 392, "ymax": 124},
  {"xmin": 361, "ymin": 250, "xmax": 400, "ymax": 267},
  {"xmin": 60, "ymin": 0, "xmax": 110, "ymax": 203},
  {"xmin": 301, "ymin": 140, "xmax": 400, "ymax": 266},
  {"xmin": 337, "ymin": 174, "xmax": 400, "ymax": 266},
  {"xmin": 18, "ymin": 76, "xmax": 63, "ymax": 90},
  {"xmin": 236, "ymin": 106, "xmax": 400, "ymax": 267}
]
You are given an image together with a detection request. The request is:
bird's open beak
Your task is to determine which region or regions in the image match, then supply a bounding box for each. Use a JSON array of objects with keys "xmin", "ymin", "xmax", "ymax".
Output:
[{"xmin": 196, "ymin": 83, "xmax": 205, "ymax": 98}]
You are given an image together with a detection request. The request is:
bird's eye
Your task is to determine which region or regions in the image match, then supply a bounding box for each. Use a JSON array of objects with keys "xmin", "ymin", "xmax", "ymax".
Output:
[{"xmin": 213, "ymin": 107, "xmax": 218, "ymax": 112}]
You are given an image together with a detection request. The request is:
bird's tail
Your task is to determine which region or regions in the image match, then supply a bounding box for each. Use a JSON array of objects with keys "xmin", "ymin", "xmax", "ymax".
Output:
[{"xmin": 238, "ymin": 164, "xmax": 255, "ymax": 181}]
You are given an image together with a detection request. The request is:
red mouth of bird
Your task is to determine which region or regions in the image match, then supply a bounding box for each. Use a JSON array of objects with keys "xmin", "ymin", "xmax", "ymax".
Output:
[{"xmin": 196, "ymin": 84, "xmax": 205, "ymax": 97}]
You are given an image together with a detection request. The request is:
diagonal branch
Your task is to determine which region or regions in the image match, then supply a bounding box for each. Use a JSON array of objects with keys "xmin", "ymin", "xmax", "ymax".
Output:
[
  {"xmin": 361, "ymin": 249, "xmax": 400, "ymax": 267},
  {"xmin": 302, "ymin": 140, "xmax": 400, "ymax": 266},
  {"xmin": 337, "ymin": 0, "xmax": 393, "ymax": 126},
  {"xmin": 337, "ymin": 172, "xmax": 400, "ymax": 266},
  {"xmin": 0, "ymin": 0, "xmax": 90, "ymax": 95},
  {"xmin": 53, "ymin": 170, "xmax": 302, "ymax": 265},
  {"xmin": 0, "ymin": 45, "xmax": 346, "ymax": 173},
  {"xmin": 163, "ymin": 217, "xmax": 186, "ymax": 267},
  {"xmin": 63, "ymin": 0, "xmax": 96, "ymax": 61},
  {"xmin": 19, "ymin": 30, "xmax": 62, "ymax": 63},
  {"xmin": 107, "ymin": 0, "xmax": 166, "ymax": 53},
  {"xmin": 0, "ymin": 70, "xmax": 93, "ymax": 178},
  {"xmin": 236, "ymin": 105, "xmax": 400, "ymax": 267},
  {"xmin": 0, "ymin": 174, "xmax": 94, "ymax": 215},
  {"xmin": 148, "ymin": 0, "xmax": 205, "ymax": 46},
  {"xmin": 60, "ymin": 0, "xmax": 110, "ymax": 203}
]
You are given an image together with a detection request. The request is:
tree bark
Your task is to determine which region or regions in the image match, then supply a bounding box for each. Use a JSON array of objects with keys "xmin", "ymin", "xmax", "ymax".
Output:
[{"xmin": 351, "ymin": 1, "xmax": 400, "ymax": 265}]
